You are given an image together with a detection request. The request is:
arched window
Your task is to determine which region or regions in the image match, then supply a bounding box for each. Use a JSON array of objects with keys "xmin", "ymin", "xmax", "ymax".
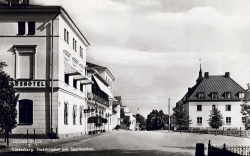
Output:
[
  {"xmin": 19, "ymin": 99, "xmax": 33, "ymax": 125},
  {"xmin": 64, "ymin": 102, "xmax": 69, "ymax": 125}
]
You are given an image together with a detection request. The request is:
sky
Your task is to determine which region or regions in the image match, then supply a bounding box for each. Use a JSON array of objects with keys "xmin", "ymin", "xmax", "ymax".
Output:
[{"xmin": 32, "ymin": 0, "xmax": 250, "ymax": 118}]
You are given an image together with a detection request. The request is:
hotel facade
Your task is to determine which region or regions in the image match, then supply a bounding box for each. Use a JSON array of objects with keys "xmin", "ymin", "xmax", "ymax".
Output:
[{"xmin": 0, "ymin": 1, "xmax": 116, "ymax": 138}]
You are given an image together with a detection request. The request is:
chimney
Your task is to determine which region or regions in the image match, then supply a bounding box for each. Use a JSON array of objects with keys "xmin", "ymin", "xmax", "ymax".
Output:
[
  {"xmin": 225, "ymin": 72, "xmax": 230, "ymax": 78},
  {"xmin": 204, "ymin": 72, "xmax": 209, "ymax": 78},
  {"xmin": 188, "ymin": 87, "xmax": 192, "ymax": 93}
]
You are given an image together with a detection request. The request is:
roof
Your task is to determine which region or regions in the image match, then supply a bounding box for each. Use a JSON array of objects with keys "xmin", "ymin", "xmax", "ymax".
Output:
[
  {"xmin": 113, "ymin": 96, "xmax": 122, "ymax": 106},
  {"xmin": 183, "ymin": 74, "xmax": 246, "ymax": 102},
  {"xmin": 87, "ymin": 62, "xmax": 115, "ymax": 80}
]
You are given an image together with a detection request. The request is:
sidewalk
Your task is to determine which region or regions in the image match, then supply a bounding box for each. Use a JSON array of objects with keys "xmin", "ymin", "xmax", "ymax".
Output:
[{"xmin": 0, "ymin": 130, "xmax": 116, "ymax": 154}]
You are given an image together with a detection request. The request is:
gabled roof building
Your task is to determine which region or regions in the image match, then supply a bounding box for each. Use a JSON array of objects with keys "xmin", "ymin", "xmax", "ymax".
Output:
[{"xmin": 180, "ymin": 66, "xmax": 247, "ymax": 129}]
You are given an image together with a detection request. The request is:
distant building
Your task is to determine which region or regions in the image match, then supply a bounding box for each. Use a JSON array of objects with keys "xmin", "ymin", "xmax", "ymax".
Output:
[
  {"xmin": 120, "ymin": 106, "xmax": 136, "ymax": 131},
  {"xmin": 179, "ymin": 65, "xmax": 247, "ymax": 130},
  {"xmin": 112, "ymin": 96, "xmax": 122, "ymax": 128},
  {"xmin": 86, "ymin": 62, "xmax": 116, "ymax": 133}
]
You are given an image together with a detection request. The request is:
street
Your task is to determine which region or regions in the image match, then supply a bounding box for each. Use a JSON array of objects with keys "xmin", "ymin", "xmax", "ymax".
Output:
[{"xmin": 2, "ymin": 130, "xmax": 250, "ymax": 156}]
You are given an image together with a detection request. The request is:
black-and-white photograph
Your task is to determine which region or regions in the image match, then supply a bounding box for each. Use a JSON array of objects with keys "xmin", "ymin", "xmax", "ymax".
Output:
[{"xmin": 0, "ymin": 0, "xmax": 250, "ymax": 155}]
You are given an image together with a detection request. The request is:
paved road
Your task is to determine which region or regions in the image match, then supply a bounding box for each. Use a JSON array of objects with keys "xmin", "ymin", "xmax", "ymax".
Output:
[{"xmin": 1, "ymin": 130, "xmax": 250, "ymax": 156}]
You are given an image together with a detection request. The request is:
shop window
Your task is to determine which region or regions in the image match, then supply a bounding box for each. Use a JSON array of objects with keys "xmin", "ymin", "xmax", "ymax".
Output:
[
  {"xmin": 64, "ymin": 102, "xmax": 68, "ymax": 125},
  {"xmin": 19, "ymin": 99, "xmax": 33, "ymax": 125},
  {"xmin": 18, "ymin": 21, "xmax": 25, "ymax": 35}
]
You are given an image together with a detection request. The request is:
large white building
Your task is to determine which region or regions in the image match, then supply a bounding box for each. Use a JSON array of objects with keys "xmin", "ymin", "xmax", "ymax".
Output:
[
  {"xmin": 179, "ymin": 66, "xmax": 247, "ymax": 130},
  {"xmin": 0, "ymin": 1, "xmax": 95, "ymax": 138}
]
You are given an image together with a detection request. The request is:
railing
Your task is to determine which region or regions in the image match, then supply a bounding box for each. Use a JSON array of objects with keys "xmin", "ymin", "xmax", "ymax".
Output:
[
  {"xmin": 208, "ymin": 140, "xmax": 250, "ymax": 156},
  {"xmin": 87, "ymin": 92, "xmax": 109, "ymax": 107},
  {"xmin": 175, "ymin": 128, "xmax": 250, "ymax": 138}
]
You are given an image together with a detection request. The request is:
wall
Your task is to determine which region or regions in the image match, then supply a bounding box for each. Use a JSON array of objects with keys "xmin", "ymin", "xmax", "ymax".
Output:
[{"xmin": 189, "ymin": 101, "xmax": 245, "ymax": 129}]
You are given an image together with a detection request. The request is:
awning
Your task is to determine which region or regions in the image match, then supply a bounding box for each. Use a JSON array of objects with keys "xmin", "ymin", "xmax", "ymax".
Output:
[
  {"xmin": 80, "ymin": 79, "xmax": 94, "ymax": 85},
  {"xmin": 73, "ymin": 75, "xmax": 88, "ymax": 80},
  {"xmin": 93, "ymin": 75, "xmax": 114, "ymax": 99},
  {"xmin": 64, "ymin": 60, "xmax": 81, "ymax": 75}
]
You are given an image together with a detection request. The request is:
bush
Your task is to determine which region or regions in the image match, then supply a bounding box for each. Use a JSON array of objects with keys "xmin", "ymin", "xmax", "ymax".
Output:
[{"xmin": 115, "ymin": 125, "xmax": 120, "ymax": 130}]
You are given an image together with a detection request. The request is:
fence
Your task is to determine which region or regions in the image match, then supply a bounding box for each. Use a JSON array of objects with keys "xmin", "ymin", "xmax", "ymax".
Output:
[
  {"xmin": 208, "ymin": 140, "xmax": 250, "ymax": 156},
  {"xmin": 175, "ymin": 129, "xmax": 250, "ymax": 138}
]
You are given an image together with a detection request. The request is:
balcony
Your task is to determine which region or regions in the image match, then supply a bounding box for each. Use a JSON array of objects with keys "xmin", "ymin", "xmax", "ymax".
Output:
[{"xmin": 87, "ymin": 92, "xmax": 109, "ymax": 107}]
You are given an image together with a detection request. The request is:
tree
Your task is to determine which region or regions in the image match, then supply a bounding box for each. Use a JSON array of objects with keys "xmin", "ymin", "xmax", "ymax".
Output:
[
  {"xmin": 120, "ymin": 108, "xmax": 125, "ymax": 118},
  {"xmin": 146, "ymin": 109, "xmax": 169, "ymax": 131},
  {"xmin": 172, "ymin": 101, "xmax": 191, "ymax": 131},
  {"xmin": 208, "ymin": 107, "xmax": 223, "ymax": 129},
  {"xmin": 241, "ymin": 84, "xmax": 250, "ymax": 130},
  {"xmin": 0, "ymin": 62, "xmax": 19, "ymax": 146},
  {"xmin": 135, "ymin": 113, "xmax": 146, "ymax": 130},
  {"xmin": 122, "ymin": 116, "xmax": 131, "ymax": 129}
]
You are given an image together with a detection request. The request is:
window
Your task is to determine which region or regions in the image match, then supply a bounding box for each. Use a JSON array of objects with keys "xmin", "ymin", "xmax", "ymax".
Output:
[
  {"xmin": 80, "ymin": 46, "xmax": 83, "ymax": 58},
  {"xmin": 226, "ymin": 117, "xmax": 231, "ymax": 125},
  {"xmin": 64, "ymin": 74, "xmax": 69, "ymax": 85},
  {"xmin": 197, "ymin": 117, "xmax": 202, "ymax": 125},
  {"xmin": 18, "ymin": 21, "xmax": 36, "ymax": 35},
  {"xmin": 64, "ymin": 29, "xmax": 69, "ymax": 43},
  {"xmin": 242, "ymin": 117, "xmax": 246, "ymax": 123},
  {"xmin": 211, "ymin": 92, "xmax": 218, "ymax": 99},
  {"xmin": 28, "ymin": 22, "xmax": 35, "ymax": 35},
  {"xmin": 198, "ymin": 92, "xmax": 205, "ymax": 99},
  {"xmin": 19, "ymin": 99, "xmax": 33, "ymax": 125},
  {"xmin": 239, "ymin": 92, "xmax": 244, "ymax": 99},
  {"xmin": 80, "ymin": 84, "xmax": 83, "ymax": 92},
  {"xmin": 64, "ymin": 102, "xmax": 68, "ymax": 125},
  {"xmin": 225, "ymin": 92, "xmax": 231, "ymax": 99},
  {"xmin": 226, "ymin": 105, "xmax": 231, "ymax": 111},
  {"xmin": 18, "ymin": 21, "xmax": 25, "ymax": 35},
  {"xmin": 73, "ymin": 105, "xmax": 77, "ymax": 125},
  {"xmin": 73, "ymin": 80, "xmax": 77, "ymax": 89},
  {"xmin": 79, "ymin": 106, "xmax": 83, "ymax": 125},
  {"xmin": 212, "ymin": 105, "xmax": 217, "ymax": 110},
  {"xmin": 14, "ymin": 45, "xmax": 36, "ymax": 79},
  {"xmin": 73, "ymin": 38, "xmax": 77, "ymax": 51},
  {"xmin": 197, "ymin": 105, "xmax": 202, "ymax": 111}
]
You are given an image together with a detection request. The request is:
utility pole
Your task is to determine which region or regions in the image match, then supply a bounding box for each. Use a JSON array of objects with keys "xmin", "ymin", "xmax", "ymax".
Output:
[{"xmin": 168, "ymin": 98, "xmax": 170, "ymax": 132}]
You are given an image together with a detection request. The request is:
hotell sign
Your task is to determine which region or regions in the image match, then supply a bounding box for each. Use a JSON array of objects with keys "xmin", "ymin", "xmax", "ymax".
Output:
[{"xmin": 10, "ymin": 80, "xmax": 50, "ymax": 88}]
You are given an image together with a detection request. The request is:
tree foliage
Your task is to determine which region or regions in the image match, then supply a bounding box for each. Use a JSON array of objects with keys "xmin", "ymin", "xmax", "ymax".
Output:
[
  {"xmin": 172, "ymin": 101, "xmax": 191, "ymax": 130},
  {"xmin": 120, "ymin": 108, "xmax": 125, "ymax": 118},
  {"xmin": 135, "ymin": 113, "xmax": 146, "ymax": 130},
  {"xmin": 208, "ymin": 107, "xmax": 223, "ymax": 129},
  {"xmin": 122, "ymin": 116, "xmax": 131, "ymax": 128},
  {"xmin": 146, "ymin": 109, "xmax": 169, "ymax": 131},
  {"xmin": 0, "ymin": 62, "xmax": 19, "ymax": 143},
  {"xmin": 241, "ymin": 84, "xmax": 250, "ymax": 130}
]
